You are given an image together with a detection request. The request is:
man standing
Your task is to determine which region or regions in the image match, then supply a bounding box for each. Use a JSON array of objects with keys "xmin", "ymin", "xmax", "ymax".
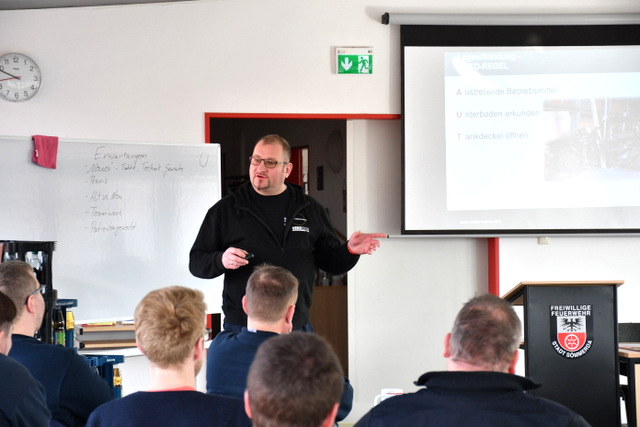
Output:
[
  {"xmin": 190, "ymin": 134, "xmax": 385, "ymax": 331},
  {"xmin": 87, "ymin": 286, "xmax": 250, "ymax": 427},
  {"xmin": 244, "ymin": 331, "xmax": 345, "ymax": 427},
  {"xmin": 0, "ymin": 260, "xmax": 114, "ymax": 427},
  {"xmin": 0, "ymin": 290, "xmax": 50, "ymax": 427},
  {"xmin": 354, "ymin": 294, "xmax": 591, "ymax": 427}
]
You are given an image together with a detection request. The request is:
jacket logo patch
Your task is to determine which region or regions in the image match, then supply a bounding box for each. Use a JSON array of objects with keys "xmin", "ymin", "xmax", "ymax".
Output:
[
  {"xmin": 292, "ymin": 214, "xmax": 308, "ymax": 232},
  {"xmin": 293, "ymin": 215, "xmax": 308, "ymax": 226},
  {"xmin": 550, "ymin": 304, "xmax": 593, "ymax": 359}
]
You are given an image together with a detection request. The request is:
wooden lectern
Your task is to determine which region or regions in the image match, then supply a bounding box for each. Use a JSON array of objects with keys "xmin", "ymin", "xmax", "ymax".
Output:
[{"xmin": 503, "ymin": 280, "xmax": 623, "ymax": 427}]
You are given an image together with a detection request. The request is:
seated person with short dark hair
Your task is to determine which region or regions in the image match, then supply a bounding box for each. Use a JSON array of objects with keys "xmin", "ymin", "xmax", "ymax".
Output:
[
  {"xmin": 244, "ymin": 331, "xmax": 345, "ymax": 427},
  {"xmin": 87, "ymin": 286, "xmax": 250, "ymax": 427},
  {"xmin": 0, "ymin": 261, "xmax": 113, "ymax": 427},
  {"xmin": 354, "ymin": 293, "xmax": 591, "ymax": 427},
  {"xmin": 0, "ymin": 290, "xmax": 50, "ymax": 427},
  {"xmin": 206, "ymin": 264, "xmax": 353, "ymax": 420}
]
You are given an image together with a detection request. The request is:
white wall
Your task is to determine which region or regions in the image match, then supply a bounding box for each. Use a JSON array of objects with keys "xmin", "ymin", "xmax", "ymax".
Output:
[
  {"xmin": 347, "ymin": 119, "xmax": 487, "ymax": 419},
  {"xmin": 2, "ymin": 0, "xmax": 640, "ymax": 423},
  {"xmin": 499, "ymin": 236, "xmax": 640, "ymax": 323},
  {"xmin": 0, "ymin": 0, "xmax": 401, "ymax": 141}
]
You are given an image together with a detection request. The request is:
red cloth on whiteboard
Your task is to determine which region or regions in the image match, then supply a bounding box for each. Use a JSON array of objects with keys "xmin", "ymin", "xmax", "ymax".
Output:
[{"xmin": 32, "ymin": 135, "xmax": 59, "ymax": 169}]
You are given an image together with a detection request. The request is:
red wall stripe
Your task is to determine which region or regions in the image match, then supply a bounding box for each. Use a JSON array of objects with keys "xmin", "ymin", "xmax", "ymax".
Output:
[{"xmin": 488, "ymin": 237, "xmax": 500, "ymax": 296}]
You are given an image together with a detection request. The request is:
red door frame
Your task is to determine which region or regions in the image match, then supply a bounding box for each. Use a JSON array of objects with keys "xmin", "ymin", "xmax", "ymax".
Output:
[
  {"xmin": 488, "ymin": 238, "xmax": 499, "ymax": 296},
  {"xmin": 204, "ymin": 112, "xmax": 500, "ymax": 295},
  {"xmin": 288, "ymin": 146, "xmax": 306, "ymax": 188}
]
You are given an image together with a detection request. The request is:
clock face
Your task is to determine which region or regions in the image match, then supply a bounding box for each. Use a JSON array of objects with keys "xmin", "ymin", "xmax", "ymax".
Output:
[{"xmin": 0, "ymin": 53, "xmax": 42, "ymax": 102}]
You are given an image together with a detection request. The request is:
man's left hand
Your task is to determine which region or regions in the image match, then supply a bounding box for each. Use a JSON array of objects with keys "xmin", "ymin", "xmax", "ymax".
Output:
[{"xmin": 347, "ymin": 231, "xmax": 387, "ymax": 255}]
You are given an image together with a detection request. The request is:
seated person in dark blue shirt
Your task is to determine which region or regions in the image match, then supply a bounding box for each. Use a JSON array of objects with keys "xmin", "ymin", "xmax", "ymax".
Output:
[
  {"xmin": 206, "ymin": 264, "xmax": 353, "ymax": 420},
  {"xmin": 245, "ymin": 331, "xmax": 345, "ymax": 427},
  {"xmin": 0, "ymin": 290, "xmax": 50, "ymax": 427},
  {"xmin": 86, "ymin": 285, "xmax": 250, "ymax": 427},
  {"xmin": 354, "ymin": 294, "xmax": 591, "ymax": 427},
  {"xmin": 0, "ymin": 261, "xmax": 113, "ymax": 427}
]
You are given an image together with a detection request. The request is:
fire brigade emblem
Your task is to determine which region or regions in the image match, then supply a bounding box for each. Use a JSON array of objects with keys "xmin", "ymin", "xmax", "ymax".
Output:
[{"xmin": 550, "ymin": 305, "xmax": 593, "ymax": 359}]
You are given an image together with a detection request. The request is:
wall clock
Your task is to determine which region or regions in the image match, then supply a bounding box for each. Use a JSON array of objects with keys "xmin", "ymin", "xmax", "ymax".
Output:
[{"xmin": 0, "ymin": 53, "xmax": 42, "ymax": 102}]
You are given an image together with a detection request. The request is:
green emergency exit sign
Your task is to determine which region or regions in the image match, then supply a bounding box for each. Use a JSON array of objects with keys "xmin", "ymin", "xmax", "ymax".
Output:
[{"xmin": 336, "ymin": 47, "xmax": 373, "ymax": 74}]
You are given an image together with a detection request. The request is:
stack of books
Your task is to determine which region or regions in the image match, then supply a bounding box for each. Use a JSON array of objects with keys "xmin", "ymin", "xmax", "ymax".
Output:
[{"xmin": 76, "ymin": 321, "xmax": 136, "ymax": 349}]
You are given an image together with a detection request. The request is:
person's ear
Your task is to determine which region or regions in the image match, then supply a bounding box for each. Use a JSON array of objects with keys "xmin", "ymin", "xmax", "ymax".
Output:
[
  {"xmin": 242, "ymin": 296, "xmax": 248, "ymax": 315},
  {"xmin": 284, "ymin": 162, "xmax": 293, "ymax": 178},
  {"xmin": 243, "ymin": 389, "xmax": 252, "ymax": 419},
  {"xmin": 194, "ymin": 336, "xmax": 204, "ymax": 362},
  {"xmin": 443, "ymin": 333, "xmax": 452, "ymax": 358},
  {"xmin": 508, "ymin": 349, "xmax": 520, "ymax": 374},
  {"xmin": 320, "ymin": 403, "xmax": 339, "ymax": 427},
  {"xmin": 24, "ymin": 294, "xmax": 38, "ymax": 314},
  {"xmin": 284, "ymin": 304, "xmax": 295, "ymax": 333}
]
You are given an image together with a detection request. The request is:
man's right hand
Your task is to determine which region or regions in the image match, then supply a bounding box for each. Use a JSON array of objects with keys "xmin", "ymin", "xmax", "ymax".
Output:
[{"xmin": 222, "ymin": 247, "xmax": 250, "ymax": 270}]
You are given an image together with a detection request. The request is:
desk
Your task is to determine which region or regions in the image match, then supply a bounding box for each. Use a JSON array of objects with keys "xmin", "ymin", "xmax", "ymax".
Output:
[{"xmin": 620, "ymin": 346, "xmax": 640, "ymax": 427}]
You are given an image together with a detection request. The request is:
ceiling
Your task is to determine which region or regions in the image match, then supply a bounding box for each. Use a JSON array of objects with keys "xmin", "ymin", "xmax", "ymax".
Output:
[{"xmin": 0, "ymin": 0, "xmax": 196, "ymax": 10}]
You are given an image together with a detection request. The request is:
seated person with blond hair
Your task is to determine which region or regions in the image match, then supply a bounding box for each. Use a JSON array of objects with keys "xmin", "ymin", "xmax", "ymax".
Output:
[{"xmin": 87, "ymin": 286, "xmax": 250, "ymax": 427}]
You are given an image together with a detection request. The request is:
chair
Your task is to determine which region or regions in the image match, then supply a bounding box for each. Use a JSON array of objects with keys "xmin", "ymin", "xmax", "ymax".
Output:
[{"xmin": 620, "ymin": 323, "xmax": 640, "ymax": 343}]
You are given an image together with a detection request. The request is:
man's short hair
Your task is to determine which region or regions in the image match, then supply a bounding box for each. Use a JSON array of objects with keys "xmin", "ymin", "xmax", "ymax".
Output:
[
  {"xmin": 0, "ymin": 291, "xmax": 17, "ymax": 335},
  {"xmin": 256, "ymin": 134, "xmax": 292, "ymax": 163},
  {"xmin": 134, "ymin": 286, "xmax": 206, "ymax": 367},
  {"xmin": 246, "ymin": 265, "xmax": 298, "ymax": 323},
  {"xmin": 449, "ymin": 293, "xmax": 522, "ymax": 371},
  {"xmin": 246, "ymin": 331, "xmax": 344, "ymax": 427},
  {"xmin": 0, "ymin": 260, "xmax": 37, "ymax": 317}
]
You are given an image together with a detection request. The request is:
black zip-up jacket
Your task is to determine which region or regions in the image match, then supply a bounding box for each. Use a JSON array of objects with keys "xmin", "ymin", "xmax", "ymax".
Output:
[{"xmin": 189, "ymin": 182, "xmax": 359, "ymax": 328}]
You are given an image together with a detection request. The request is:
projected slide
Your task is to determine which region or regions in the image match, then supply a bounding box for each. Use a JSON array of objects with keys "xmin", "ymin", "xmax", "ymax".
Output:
[
  {"xmin": 403, "ymin": 44, "xmax": 640, "ymax": 233},
  {"xmin": 444, "ymin": 48, "xmax": 640, "ymax": 211}
]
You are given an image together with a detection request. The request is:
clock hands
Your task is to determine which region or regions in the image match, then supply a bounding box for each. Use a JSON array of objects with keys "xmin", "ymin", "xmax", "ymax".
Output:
[{"xmin": 0, "ymin": 69, "xmax": 20, "ymax": 80}]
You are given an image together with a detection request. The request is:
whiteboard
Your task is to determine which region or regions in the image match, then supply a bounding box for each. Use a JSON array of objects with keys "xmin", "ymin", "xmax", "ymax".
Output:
[{"xmin": 0, "ymin": 136, "xmax": 222, "ymax": 321}]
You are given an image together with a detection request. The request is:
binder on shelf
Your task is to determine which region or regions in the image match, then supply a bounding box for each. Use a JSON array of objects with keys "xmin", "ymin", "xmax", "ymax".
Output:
[
  {"xmin": 77, "ymin": 324, "xmax": 136, "ymax": 349},
  {"xmin": 79, "ymin": 340, "xmax": 136, "ymax": 349}
]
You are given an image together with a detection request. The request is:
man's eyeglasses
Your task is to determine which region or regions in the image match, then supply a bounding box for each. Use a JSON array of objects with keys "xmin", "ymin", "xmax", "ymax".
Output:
[
  {"xmin": 249, "ymin": 156, "xmax": 288, "ymax": 169},
  {"xmin": 25, "ymin": 284, "xmax": 46, "ymax": 304}
]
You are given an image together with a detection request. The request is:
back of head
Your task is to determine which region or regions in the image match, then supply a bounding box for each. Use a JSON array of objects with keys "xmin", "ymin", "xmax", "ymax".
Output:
[
  {"xmin": 246, "ymin": 331, "xmax": 344, "ymax": 427},
  {"xmin": 0, "ymin": 260, "xmax": 36, "ymax": 318},
  {"xmin": 256, "ymin": 134, "xmax": 292, "ymax": 163},
  {"xmin": 449, "ymin": 293, "xmax": 522, "ymax": 372},
  {"xmin": 135, "ymin": 286, "xmax": 206, "ymax": 367},
  {"xmin": 246, "ymin": 265, "xmax": 298, "ymax": 323},
  {"xmin": 0, "ymin": 291, "xmax": 17, "ymax": 336}
]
